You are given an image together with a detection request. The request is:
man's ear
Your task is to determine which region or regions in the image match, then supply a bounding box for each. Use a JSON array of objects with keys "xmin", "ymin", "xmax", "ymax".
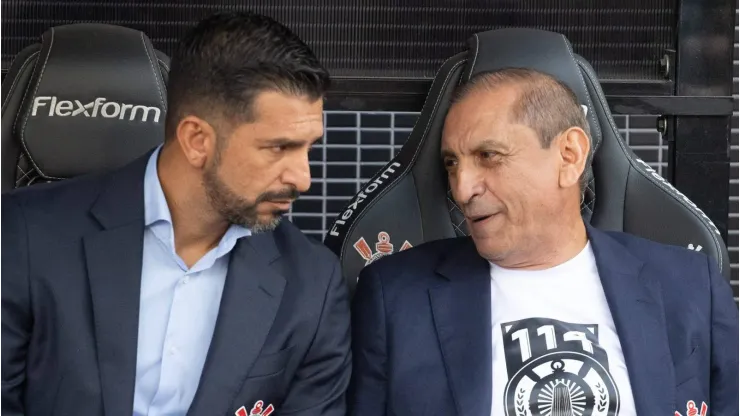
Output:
[
  {"xmin": 174, "ymin": 115, "xmax": 218, "ymax": 169},
  {"xmin": 557, "ymin": 127, "xmax": 591, "ymax": 189}
]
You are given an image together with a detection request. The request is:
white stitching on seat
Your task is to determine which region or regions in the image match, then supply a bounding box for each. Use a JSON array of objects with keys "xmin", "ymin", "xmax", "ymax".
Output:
[
  {"xmin": 577, "ymin": 60, "xmax": 724, "ymax": 273},
  {"xmin": 141, "ymin": 32, "xmax": 166, "ymax": 109},
  {"xmin": 15, "ymin": 160, "xmax": 33, "ymax": 185},
  {"xmin": 338, "ymin": 55, "xmax": 467, "ymax": 260},
  {"xmin": 15, "ymin": 27, "xmax": 63, "ymax": 180},
  {"xmin": 10, "ymin": 31, "xmax": 170, "ymax": 185},
  {"xmin": 466, "ymin": 34, "xmax": 480, "ymax": 81},
  {"xmin": 561, "ymin": 36, "xmax": 602, "ymax": 148},
  {"xmin": 15, "ymin": 153, "xmax": 30, "ymax": 183},
  {"xmin": 157, "ymin": 58, "xmax": 170, "ymax": 72},
  {"xmin": 447, "ymin": 190, "xmax": 467, "ymax": 236},
  {"xmin": 2, "ymin": 51, "xmax": 40, "ymax": 113},
  {"xmin": 339, "ymin": 57, "xmax": 467, "ymax": 258},
  {"xmin": 576, "ymin": 58, "xmax": 622, "ymax": 147}
]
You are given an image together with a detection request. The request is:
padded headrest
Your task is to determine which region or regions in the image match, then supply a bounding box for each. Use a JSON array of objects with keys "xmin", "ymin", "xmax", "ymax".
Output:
[
  {"xmin": 463, "ymin": 28, "xmax": 603, "ymax": 152},
  {"xmin": 14, "ymin": 23, "xmax": 167, "ymax": 179},
  {"xmin": 324, "ymin": 27, "xmax": 730, "ymax": 291}
]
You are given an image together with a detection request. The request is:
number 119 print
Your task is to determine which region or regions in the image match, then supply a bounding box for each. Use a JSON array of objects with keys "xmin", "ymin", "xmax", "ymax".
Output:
[{"xmin": 500, "ymin": 318, "xmax": 620, "ymax": 416}]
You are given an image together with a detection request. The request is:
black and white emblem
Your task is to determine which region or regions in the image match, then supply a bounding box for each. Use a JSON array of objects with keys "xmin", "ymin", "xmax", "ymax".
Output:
[{"xmin": 502, "ymin": 318, "xmax": 620, "ymax": 416}]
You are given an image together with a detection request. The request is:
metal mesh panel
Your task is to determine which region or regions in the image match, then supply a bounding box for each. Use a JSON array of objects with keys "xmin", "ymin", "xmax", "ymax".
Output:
[
  {"xmin": 729, "ymin": 9, "xmax": 739, "ymax": 301},
  {"xmin": 2, "ymin": 0, "xmax": 675, "ymax": 80}
]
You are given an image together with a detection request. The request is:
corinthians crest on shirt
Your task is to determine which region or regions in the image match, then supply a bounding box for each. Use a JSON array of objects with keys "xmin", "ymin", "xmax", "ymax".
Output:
[
  {"xmin": 501, "ymin": 318, "xmax": 620, "ymax": 416},
  {"xmin": 354, "ymin": 231, "xmax": 412, "ymax": 265}
]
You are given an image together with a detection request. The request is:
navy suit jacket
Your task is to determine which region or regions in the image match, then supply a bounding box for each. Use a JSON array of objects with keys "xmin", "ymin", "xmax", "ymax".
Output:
[
  {"xmin": 2, "ymin": 152, "xmax": 351, "ymax": 416},
  {"xmin": 349, "ymin": 227, "xmax": 739, "ymax": 416}
]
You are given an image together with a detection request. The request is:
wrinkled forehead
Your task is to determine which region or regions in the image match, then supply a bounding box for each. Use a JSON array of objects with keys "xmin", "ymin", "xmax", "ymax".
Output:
[
  {"xmin": 442, "ymin": 89, "xmax": 519, "ymax": 148},
  {"xmin": 442, "ymin": 83, "xmax": 591, "ymax": 152}
]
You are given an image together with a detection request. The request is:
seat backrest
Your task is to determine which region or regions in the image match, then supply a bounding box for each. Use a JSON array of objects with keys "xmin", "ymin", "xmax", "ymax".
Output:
[
  {"xmin": 1, "ymin": 23, "xmax": 169, "ymax": 192},
  {"xmin": 324, "ymin": 28, "xmax": 730, "ymax": 292}
]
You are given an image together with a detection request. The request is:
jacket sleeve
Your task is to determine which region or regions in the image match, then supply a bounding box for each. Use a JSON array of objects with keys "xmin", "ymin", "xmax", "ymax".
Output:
[
  {"xmin": 2, "ymin": 195, "xmax": 31, "ymax": 416},
  {"xmin": 707, "ymin": 255, "xmax": 739, "ymax": 415},
  {"xmin": 280, "ymin": 259, "xmax": 352, "ymax": 415},
  {"xmin": 348, "ymin": 265, "xmax": 388, "ymax": 416}
]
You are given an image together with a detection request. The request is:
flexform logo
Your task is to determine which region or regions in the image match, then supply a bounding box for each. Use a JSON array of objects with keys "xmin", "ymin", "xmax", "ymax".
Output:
[
  {"xmin": 31, "ymin": 96, "xmax": 162, "ymax": 123},
  {"xmin": 328, "ymin": 161, "xmax": 402, "ymax": 237}
]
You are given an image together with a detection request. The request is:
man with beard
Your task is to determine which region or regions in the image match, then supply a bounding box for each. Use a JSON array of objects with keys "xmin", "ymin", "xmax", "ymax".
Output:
[{"xmin": 2, "ymin": 12, "xmax": 350, "ymax": 416}]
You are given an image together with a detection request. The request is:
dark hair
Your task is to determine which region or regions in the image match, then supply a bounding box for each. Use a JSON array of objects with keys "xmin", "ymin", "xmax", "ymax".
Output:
[
  {"xmin": 452, "ymin": 68, "xmax": 593, "ymax": 192},
  {"xmin": 165, "ymin": 11, "xmax": 331, "ymax": 140}
]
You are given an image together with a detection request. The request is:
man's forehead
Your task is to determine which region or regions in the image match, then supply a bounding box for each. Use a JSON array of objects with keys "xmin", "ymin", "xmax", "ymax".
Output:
[
  {"xmin": 230, "ymin": 92, "xmax": 323, "ymax": 141},
  {"xmin": 442, "ymin": 116, "xmax": 543, "ymax": 156},
  {"xmin": 251, "ymin": 90, "xmax": 323, "ymax": 123},
  {"xmin": 445, "ymin": 87, "xmax": 518, "ymax": 131},
  {"xmin": 443, "ymin": 94, "xmax": 515, "ymax": 145},
  {"xmin": 461, "ymin": 84, "xmax": 519, "ymax": 110},
  {"xmin": 442, "ymin": 121, "xmax": 512, "ymax": 154}
]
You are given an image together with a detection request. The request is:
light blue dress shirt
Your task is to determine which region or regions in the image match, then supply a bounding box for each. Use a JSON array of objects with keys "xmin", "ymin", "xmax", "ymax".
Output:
[{"xmin": 133, "ymin": 146, "xmax": 251, "ymax": 416}]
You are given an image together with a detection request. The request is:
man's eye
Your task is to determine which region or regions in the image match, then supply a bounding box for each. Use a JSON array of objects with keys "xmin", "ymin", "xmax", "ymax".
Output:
[
  {"xmin": 481, "ymin": 151, "xmax": 498, "ymax": 159},
  {"xmin": 443, "ymin": 159, "xmax": 457, "ymax": 168},
  {"xmin": 272, "ymin": 145, "xmax": 288, "ymax": 153}
]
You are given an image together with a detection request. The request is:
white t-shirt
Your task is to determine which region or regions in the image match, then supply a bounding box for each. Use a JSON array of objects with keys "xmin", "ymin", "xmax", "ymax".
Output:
[{"xmin": 489, "ymin": 242, "xmax": 637, "ymax": 416}]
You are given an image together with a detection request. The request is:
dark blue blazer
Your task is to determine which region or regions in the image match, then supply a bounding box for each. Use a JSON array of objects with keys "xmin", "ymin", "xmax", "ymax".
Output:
[
  {"xmin": 349, "ymin": 227, "xmax": 739, "ymax": 416},
  {"xmin": 2, "ymin": 152, "xmax": 351, "ymax": 416}
]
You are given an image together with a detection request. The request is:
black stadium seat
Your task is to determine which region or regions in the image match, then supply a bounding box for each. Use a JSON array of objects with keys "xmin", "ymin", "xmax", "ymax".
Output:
[
  {"xmin": 1, "ymin": 23, "xmax": 169, "ymax": 192},
  {"xmin": 324, "ymin": 28, "xmax": 731, "ymax": 292}
]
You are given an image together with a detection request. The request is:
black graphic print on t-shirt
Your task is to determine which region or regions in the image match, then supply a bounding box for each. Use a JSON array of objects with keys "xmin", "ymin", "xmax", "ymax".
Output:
[{"xmin": 500, "ymin": 317, "xmax": 620, "ymax": 416}]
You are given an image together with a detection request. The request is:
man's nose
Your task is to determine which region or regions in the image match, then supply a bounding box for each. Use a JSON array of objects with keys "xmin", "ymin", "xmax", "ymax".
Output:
[
  {"xmin": 451, "ymin": 165, "xmax": 485, "ymax": 205},
  {"xmin": 282, "ymin": 153, "xmax": 312, "ymax": 193}
]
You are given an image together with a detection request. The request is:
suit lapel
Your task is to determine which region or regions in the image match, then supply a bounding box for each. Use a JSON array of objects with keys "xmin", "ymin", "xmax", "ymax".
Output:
[
  {"xmin": 187, "ymin": 231, "xmax": 286, "ymax": 416},
  {"xmin": 587, "ymin": 226, "xmax": 674, "ymax": 415},
  {"xmin": 85, "ymin": 152, "xmax": 152, "ymax": 416},
  {"xmin": 430, "ymin": 239, "xmax": 492, "ymax": 416}
]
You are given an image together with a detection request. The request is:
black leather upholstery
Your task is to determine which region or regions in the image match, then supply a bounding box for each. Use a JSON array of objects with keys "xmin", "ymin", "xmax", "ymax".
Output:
[
  {"xmin": 1, "ymin": 23, "xmax": 170, "ymax": 192},
  {"xmin": 324, "ymin": 28, "xmax": 730, "ymax": 292}
]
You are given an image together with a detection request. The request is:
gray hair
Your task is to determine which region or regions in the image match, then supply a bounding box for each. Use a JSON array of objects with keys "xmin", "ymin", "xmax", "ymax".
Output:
[{"xmin": 452, "ymin": 68, "xmax": 593, "ymax": 193}]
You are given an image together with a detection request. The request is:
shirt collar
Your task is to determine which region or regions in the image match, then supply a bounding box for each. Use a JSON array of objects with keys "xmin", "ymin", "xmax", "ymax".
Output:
[{"xmin": 144, "ymin": 145, "xmax": 172, "ymax": 227}]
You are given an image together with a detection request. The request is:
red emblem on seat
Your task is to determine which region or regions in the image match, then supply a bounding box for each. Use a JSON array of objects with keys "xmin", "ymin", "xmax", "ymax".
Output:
[{"xmin": 354, "ymin": 231, "xmax": 412, "ymax": 265}]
